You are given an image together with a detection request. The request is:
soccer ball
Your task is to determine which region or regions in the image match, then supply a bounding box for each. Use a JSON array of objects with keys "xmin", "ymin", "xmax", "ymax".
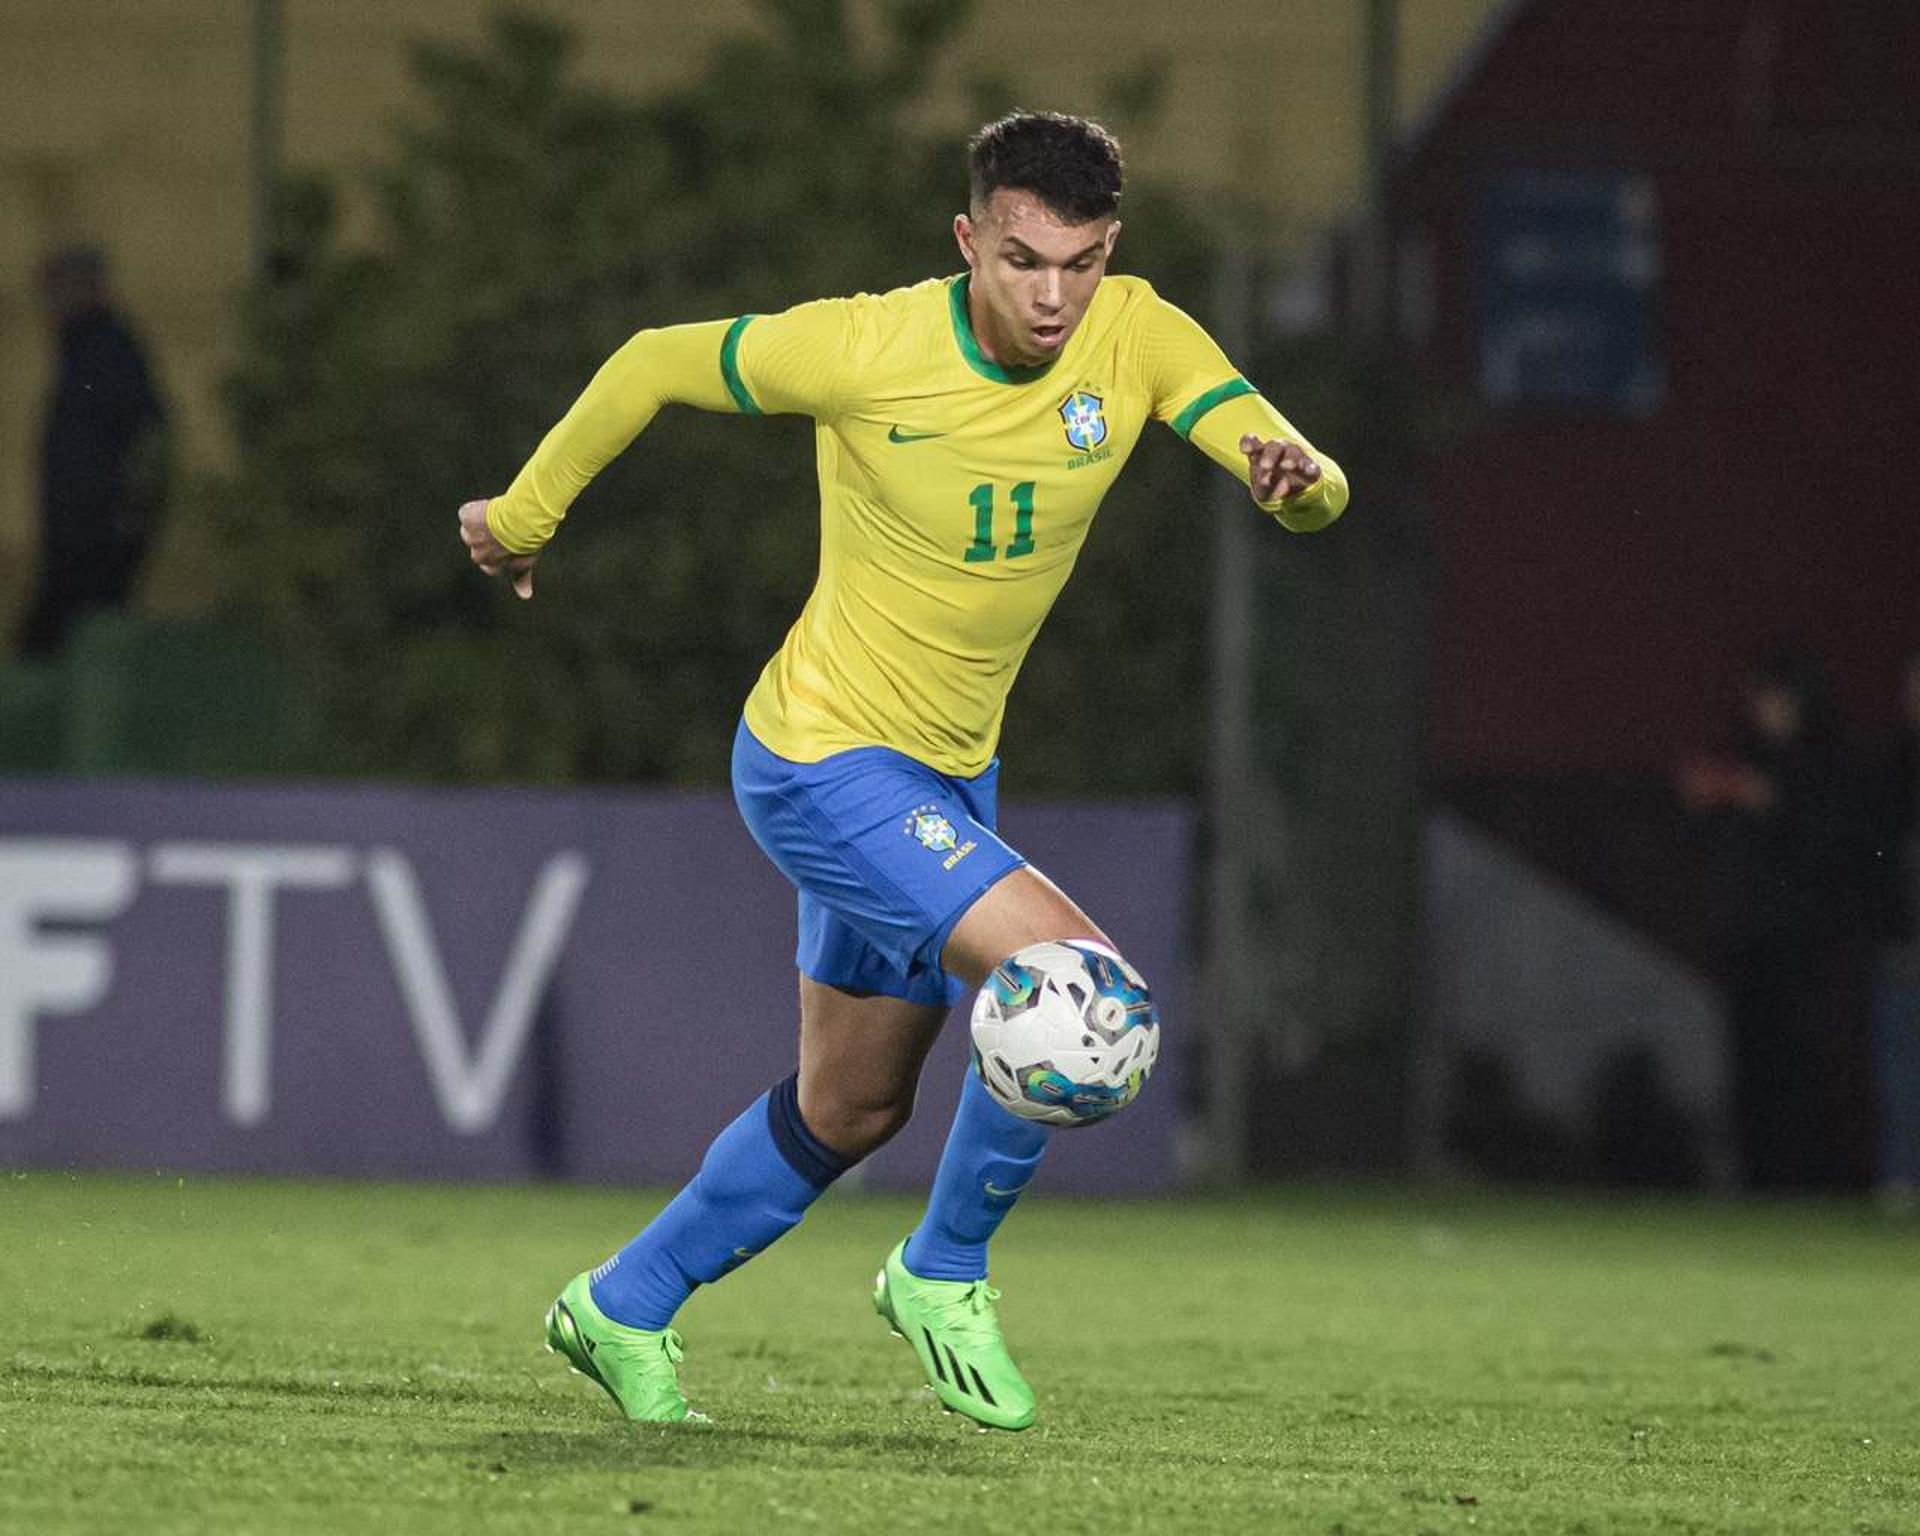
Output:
[{"xmin": 969, "ymin": 940, "xmax": 1160, "ymax": 1128}]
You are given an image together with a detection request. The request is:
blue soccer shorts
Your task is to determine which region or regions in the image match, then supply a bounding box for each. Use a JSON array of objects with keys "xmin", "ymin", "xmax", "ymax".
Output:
[{"xmin": 731, "ymin": 719, "xmax": 1028, "ymax": 1006}]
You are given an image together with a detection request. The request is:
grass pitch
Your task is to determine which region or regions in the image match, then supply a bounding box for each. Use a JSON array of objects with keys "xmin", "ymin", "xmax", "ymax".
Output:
[{"xmin": 1, "ymin": 1175, "xmax": 1916, "ymax": 1535}]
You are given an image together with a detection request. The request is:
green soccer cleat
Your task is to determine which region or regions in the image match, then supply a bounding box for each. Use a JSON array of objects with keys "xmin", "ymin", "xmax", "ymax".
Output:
[
  {"xmin": 543, "ymin": 1272, "xmax": 701, "ymax": 1423},
  {"xmin": 872, "ymin": 1238, "xmax": 1036, "ymax": 1431}
]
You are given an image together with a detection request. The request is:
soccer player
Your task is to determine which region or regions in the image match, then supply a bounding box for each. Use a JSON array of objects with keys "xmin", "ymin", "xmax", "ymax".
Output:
[{"xmin": 459, "ymin": 112, "xmax": 1347, "ymax": 1430}]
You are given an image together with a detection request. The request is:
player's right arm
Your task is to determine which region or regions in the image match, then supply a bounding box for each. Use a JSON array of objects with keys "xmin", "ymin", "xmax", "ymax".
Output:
[{"xmin": 472, "ymin": 302, "xmax": 857, "ymax": 569}]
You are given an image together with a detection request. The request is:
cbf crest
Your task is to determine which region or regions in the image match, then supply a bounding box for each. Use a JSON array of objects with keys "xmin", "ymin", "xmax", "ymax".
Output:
[
  {"xmin": 904, "ymin": 803, "xmax": 959, "ymax": 852},
  {"xmin": 1058, "ymin": 390, "xmax": 1108, "ymax": 452}
]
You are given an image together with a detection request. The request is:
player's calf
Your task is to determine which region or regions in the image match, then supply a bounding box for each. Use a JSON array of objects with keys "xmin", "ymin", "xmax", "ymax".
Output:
[
  {"xmin": 877, "ymin": 941, "xmax": 1162, "ymax": 1430},
  {"xmin": 793, "ymin": 1086, "xmax": 915, "ymax": 1162}
]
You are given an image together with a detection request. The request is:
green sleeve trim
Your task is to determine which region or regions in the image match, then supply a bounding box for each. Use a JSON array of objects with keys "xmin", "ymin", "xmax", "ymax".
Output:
[
  {"xmin": 720, "ymin": 315, "xmax": 763, "ymax": 415},
  {"xmin": 1170, "ymin": 376, "xmax": 1257, "ymax": 440}
]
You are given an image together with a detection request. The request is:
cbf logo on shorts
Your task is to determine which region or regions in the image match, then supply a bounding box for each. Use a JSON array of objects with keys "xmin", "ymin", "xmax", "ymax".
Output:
[
  {"xmin": 904, "ymin": 803, "xmax": 978, "ymax": 870},
  {"xmin": 905, "ymin": 805, "xmax": 958, "ymax": 851},
  {"xmin": 1058, "ymin": 390, "xmax": 1107, "ymax": 451}
]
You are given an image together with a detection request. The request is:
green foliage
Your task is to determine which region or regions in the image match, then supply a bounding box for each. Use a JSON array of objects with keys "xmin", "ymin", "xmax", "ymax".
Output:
[
  {"xmin": 213, "ymin": 3, "xmax": 1218, "ymax": 788},
  {"xmin": 1240, "ymin": 332, "xmax": 1434, "ymax": 1049}
]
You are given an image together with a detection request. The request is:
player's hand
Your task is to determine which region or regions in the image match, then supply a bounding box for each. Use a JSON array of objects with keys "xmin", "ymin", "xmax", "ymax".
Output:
[
  {"xmin": 458, "ymin": 498, "xmax": 538, "ymax": 600},
  {"xmin": 1240, "ymin": 435, "xmax": 1321, "ymax": 505}
]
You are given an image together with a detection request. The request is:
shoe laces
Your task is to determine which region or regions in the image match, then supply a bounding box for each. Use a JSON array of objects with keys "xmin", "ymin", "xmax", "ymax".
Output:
[{"xmin": 928, "ymin": 1281, "xmax": 1005, "ymax": 1347}]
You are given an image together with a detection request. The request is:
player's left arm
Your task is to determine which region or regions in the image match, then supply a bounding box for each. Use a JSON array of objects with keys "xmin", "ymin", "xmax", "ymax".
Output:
[
  {"xmin": 1184, "ymin": 391, "xmax": 1347, "ymax": 532},
  {"xmin": 1142, "ymin": 293, "xmax": 1349, "ymax": 533}
]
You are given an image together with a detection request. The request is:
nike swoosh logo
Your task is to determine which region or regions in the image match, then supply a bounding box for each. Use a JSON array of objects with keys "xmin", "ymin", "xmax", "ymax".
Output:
[
  {"xmin": 888, "ymin": 425, "xmax": 947, "ymax": 444},
  {"xmin": 983, "ymin": 1180, "xmax": 1029, "ymax": 1199}
]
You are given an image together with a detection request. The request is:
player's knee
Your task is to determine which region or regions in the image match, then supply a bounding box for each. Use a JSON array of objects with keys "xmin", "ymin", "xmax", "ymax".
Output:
[
  {"xmin": 799, "ymin": 1080, "xmax": 916, "ymax": 1160},
  {"xmin": 941, "ymin": 867, "xmax": 1105, "ymax": 991}
]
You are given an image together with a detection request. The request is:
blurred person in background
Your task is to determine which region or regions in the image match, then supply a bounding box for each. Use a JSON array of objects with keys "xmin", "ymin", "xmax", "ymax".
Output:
[
  {"xmin": 1677, "ymin": 649, "xmax": 1865, "ymax": 1191},
  {"xmin": 17, "ymin": 244, "xmax": 169, "ymax": 658},
  {"xmin": 1869, "ymin": 654, "xmax": 1920, "ymax": 1213}
]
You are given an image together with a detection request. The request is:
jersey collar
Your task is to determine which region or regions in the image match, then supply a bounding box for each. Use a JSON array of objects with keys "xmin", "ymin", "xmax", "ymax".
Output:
[{"xmin": 948, "ymin": 274, "xmax": 1060, "ymax": 386}]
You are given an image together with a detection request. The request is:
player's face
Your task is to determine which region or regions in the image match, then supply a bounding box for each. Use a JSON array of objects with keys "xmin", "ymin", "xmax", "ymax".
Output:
[{"xmin": 954, "ymin": 190, "xmax": 1120, "ymax": 367}]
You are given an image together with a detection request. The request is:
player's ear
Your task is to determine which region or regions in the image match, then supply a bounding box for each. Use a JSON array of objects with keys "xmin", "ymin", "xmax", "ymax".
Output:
[
  {"xmin": 1102, "ymin": 219, "xmax": 1122, "ymax": 260},
  {"xmin": 954, "ymin": 212, "xmax": 978, "ymax": 267}
]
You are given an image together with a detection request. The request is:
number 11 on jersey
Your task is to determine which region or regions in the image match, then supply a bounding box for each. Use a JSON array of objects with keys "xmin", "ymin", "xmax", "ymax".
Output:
[{"xmin": 964, "ymin": 482, "xmax": 1037, "ymax": 564}]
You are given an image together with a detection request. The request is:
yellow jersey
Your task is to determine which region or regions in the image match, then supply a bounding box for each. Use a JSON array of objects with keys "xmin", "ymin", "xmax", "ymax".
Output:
[{"xmin": 488, "ymin": 273, "xmax": 1348, "ymax": 777}]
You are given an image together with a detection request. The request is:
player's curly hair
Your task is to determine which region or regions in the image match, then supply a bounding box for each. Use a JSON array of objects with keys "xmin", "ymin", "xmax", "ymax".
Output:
[{"xmin": 967, "ymin": 111, "xmax": 1124, "ymax": 222}]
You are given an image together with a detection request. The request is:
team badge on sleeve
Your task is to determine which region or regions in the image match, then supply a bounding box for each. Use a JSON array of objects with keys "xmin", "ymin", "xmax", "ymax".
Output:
[{"xmin": 1058, "ymin": 391, "xmax": 1108, "ymax": 451}]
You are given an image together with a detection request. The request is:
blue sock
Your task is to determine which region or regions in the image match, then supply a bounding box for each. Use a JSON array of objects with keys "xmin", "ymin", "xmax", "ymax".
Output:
[
  {"xmin": 904, "ymin": 1070, "xmax": 1050, "ymax": 1281},
  {"xmin": 589, "ymin": 1074, "xmax": 852, "ymax": 1330}
]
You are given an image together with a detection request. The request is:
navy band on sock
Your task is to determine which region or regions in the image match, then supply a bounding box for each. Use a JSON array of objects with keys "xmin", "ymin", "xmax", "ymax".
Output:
[{"xmin": 767, "ymin": 1073, "xmax": 856, "ymax": 1190}]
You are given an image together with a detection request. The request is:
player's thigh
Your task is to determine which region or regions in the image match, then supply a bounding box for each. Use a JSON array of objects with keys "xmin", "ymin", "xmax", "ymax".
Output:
[
  {"xmin": 796, "ymin": 974, "xmax": 948, "ymax": 1128},
  {"xmin": 939, "ymin": 866, "xmax": 1111, "ymax": 991},
  {"xmin": 733, "ymin": 722, "xmax": 1023, "ymax": 992}
]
